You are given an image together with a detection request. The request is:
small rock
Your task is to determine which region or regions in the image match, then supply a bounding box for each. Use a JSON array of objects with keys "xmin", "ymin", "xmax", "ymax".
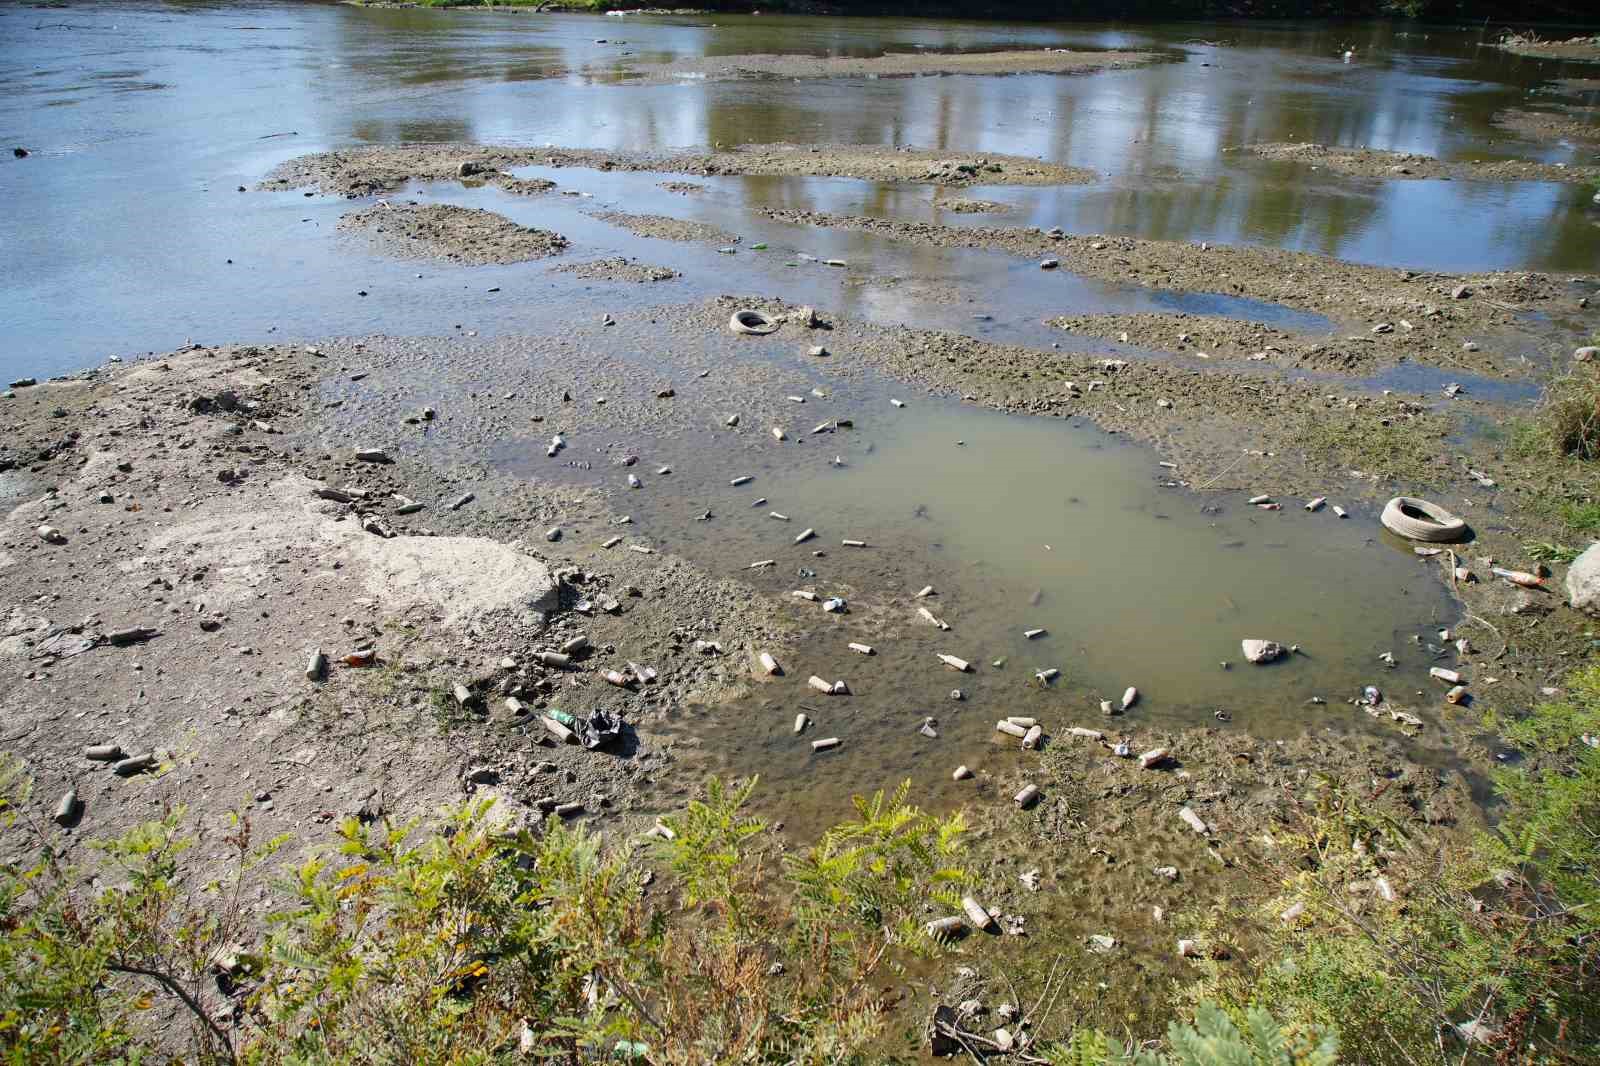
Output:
[
  {"xmin": 1507, "ymin": 592, "xmax": 1552, "ymax": 617},
  {"xmin": 1241, "ymin": 639, "xmax": 1285, "ymax": 664},
  {"xmin": 1566, "ymin": 542, "xmax": 1600, "ymax": 616}
]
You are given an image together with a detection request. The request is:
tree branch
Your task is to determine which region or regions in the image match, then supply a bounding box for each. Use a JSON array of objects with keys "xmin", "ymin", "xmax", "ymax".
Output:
[{"xmin": 107, "ymin": 960, "xmax": 236, "ymax": 1063}]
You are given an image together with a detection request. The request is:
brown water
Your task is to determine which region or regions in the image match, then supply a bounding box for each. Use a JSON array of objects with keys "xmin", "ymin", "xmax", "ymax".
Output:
[
  {"xmin": 3, "ymin": 2, "xmax": 1581, "ymax": 817},
  {"xmin": 505, "ymin": 374, "xmax": 1456, "ymax": 827}
]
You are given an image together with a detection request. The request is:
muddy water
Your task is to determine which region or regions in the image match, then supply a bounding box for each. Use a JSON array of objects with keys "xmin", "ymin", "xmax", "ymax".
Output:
[{"xmin": 4, "ymin": 4, "xmax": 1599, "ymax": 375}]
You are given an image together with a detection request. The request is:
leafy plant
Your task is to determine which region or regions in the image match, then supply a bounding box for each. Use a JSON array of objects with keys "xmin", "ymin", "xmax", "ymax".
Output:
[
  {"xmin": 1042, "ymin": 1004, "xmax": 1338, "ymax": 1065},
  {"xmin": 1193, "ymin": 669, "xmax": 1600, "ymax": 1064},
  {"xmin": 1523, "ymin": 540, "xmax": 1583, "ymax": 565},
  {"xmin": 1, "ymin": 773, "xmax": 974, "ymax": 1064},
  {"xmin": 0, "ymin": 754, "xmax": 283, "ymax": 1064}
]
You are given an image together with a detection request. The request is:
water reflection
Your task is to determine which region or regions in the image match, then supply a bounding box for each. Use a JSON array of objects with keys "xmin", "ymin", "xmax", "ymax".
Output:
[{"xmin": 1, "ymin": 3, "xmax": 1596, "ymax": 376}]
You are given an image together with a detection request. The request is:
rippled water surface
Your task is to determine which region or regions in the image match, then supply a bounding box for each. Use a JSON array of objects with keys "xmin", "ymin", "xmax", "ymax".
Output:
[{"xmin": 3, "ymin": 2, "xmax": 1598, "ymax": 373}]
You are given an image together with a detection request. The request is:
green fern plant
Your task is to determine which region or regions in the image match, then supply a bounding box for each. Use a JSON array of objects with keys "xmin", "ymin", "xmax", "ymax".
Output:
[{"xmin": 1043, "ymin": 1004, "xmax": 1338, "ymax": 1066}]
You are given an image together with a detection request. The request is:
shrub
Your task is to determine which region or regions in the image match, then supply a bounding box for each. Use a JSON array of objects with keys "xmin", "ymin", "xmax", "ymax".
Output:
[
  {"xmin": 1044, "ymin": 1004, "xmax": 1338, "ymax": 1066},
  {"xmin": 1194, "ymin": 668, "xmax": 1600, "ymax": 1064},
  {"xmin": 2, "ymin": 767, "xmax": 1344, "ymax": 1064},
  {"xmin": 1, "ymin": 774, "xmax": 971, "ymax": 1064}
]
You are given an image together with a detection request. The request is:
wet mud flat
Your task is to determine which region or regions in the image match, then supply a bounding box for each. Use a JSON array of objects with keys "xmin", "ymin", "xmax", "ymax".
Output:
[
  {"xmin": 261, "ymin": 142, "xmax": 1101, "ymax": 198},
  {"xmin": 339, "ymin": 201, "xmax": 569, "ymax": 264},
  {"xmin": 896, "ymin": 722, "xmax": 1478, "ymax": 1039},
  {"xmin": 754, "ymin": 208, "xmax": 1585, "ymax": 379},
  {"xmin": 0, "ymin": 341, "xmax": 797, "ymax": 893},
  {"xmin": 1242, "ymin": 142, "xmax": 1600, "ymax": 184},
  {"xmin": 938, "ymin": 197, "xmax": 1014, "ymax": 214},
  {"xmin": 554, "ymin": 257, "xmax": 680, "ymax": 283},
  {"xmin": 1047, "ymin": 311, "xmax": 1363, "ymax": 372},
  {"xmin": 610, "ymin": 46, "xmax": 1162, "ymax": 84},
  {"xmin": 1494, "ymin": 104, "xmax": 1600, "ymax": 145},
  {"xmin": 589, "ymin": 211, "xmax": 737, "ymax": 244},
  {"xmin": 0, "ymin": 301, "xmax": 1554, "ymax": 866}
]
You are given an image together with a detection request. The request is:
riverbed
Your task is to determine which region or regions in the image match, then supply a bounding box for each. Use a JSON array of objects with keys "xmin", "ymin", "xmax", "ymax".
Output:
[{"xmin": 2, "ymin": 3, "xmax": 1596, "ymax": 836}]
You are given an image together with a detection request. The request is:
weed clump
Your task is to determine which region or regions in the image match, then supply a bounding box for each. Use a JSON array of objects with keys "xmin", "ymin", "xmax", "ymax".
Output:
[{"xmin": 1540, "ymin": 363, "xmax": 1600, "ymax": 462}]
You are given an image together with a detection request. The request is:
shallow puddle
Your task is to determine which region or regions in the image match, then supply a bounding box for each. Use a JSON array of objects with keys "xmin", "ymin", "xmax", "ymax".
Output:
[{"xmin": 510, "ymin": 387, "xmax": 1457, "ymax": 824}]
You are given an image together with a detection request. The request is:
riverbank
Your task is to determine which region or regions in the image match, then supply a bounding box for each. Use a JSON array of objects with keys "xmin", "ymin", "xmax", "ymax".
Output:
[
  {"xmin": 753, "ymin": 207, "xmax": 1578, "ymax": 379},
  {"xmin": 1495, "ymin": 32, "xmax": 1600, "ymax": 62},
  {"xmin": 1242, "ymin": 142, "xmax": 1600, "ymax": 184},
  {"xmin": 6, "ymin": 286, "xmax": 1594, "ymax": 855},
  {"xmin": 261, "ymin": 143, "xmax": 1103, "ymax": 197},
  {"xmin": 5, "ymin": 285, "xmax": 1597, "ymax": 1058}
]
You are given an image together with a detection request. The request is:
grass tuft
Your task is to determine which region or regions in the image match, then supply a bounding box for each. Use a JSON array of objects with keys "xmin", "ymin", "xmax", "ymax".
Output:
[{"xmin": 1539, "ymin": 363, "xmax": 1600, "ymax": 462}]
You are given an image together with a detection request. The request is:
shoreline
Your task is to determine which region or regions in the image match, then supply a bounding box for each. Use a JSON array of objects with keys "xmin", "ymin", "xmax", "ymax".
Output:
[
  {"xmin": 5, "ymin": 283, "xmax": 1594, "ymax": 1052},
  {"xmin": 7, "ymin": 10, "xmax": 1600, "ymax": 1054}
]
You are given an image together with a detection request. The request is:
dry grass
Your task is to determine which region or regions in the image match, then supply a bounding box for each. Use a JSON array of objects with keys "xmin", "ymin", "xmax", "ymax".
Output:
[{"xmin": 1539, "ymin": 364, "xmax": 1600, "ymax": 462}]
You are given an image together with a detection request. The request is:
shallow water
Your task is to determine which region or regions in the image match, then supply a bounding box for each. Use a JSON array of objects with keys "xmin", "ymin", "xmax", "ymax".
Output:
[
  {"xmin": 3, "ymin": 3, "xmax": 1598, "ymax": 375},
  {"xmin": 1, "ymin": 3, "xmax": 1575, "ymax": 813}
]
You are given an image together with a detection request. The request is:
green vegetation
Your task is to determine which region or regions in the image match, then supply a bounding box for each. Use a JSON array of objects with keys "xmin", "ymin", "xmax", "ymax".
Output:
[
  {"xmin": 1538, "ymin": 363, "xmax": 1600, "ymax": 463},
  {"xmin": 2, "ymin": 772, "xmax": 1296, "ymax": 1065},
  {"xmin": 1193, "ymin": 665, "xmax": 1600, "ymax": 1065},
  {"xmin": 1557, "ymin": 500, "xmax": 1600, "ymax": 535},
  {"xmin": 1523, "ymin": 540, "xmax": 1583, "ymax": 565},
  {"xmin": 1046, "ymin": 1006, "xmax": 1338, "ymax": 1066},
  {"xmin": 1293, "ymin": 411, "xmax": 1447, "ymax": 485},
  {"xmin": 1493, "ymin": 362, "xmax": 1600, "ymax": 538},
  {"xmin": 1504, "ymin": 361, "xmax": 1600, "ymax": 464},
  {"xmin": 6, "ymin": 657, "xmax": 1597, "ymax": 1065}
]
